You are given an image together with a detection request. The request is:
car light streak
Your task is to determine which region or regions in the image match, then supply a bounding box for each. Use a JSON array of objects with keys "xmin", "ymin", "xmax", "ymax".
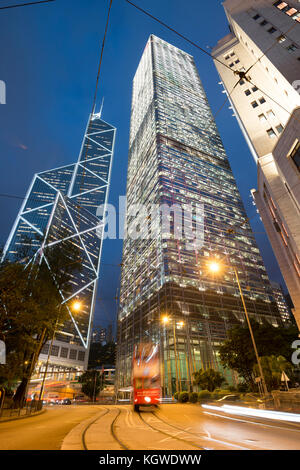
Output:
[{"xmin": 202, "ymin": 404, "xmax": 300, "ymax": 423}]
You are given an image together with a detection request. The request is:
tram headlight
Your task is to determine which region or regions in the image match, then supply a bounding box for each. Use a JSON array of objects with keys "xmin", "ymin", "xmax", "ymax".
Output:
[{"xmin": 144, "ymin": 396, "xmax": 151, "ymax": 403}]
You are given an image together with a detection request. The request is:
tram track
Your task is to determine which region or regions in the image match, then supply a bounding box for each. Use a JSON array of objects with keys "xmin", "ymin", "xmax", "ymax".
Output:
[
  {"xmin": 137, "ymin": 409, "xmax": 204, "ymax": 449},
  {"xmin": 81, "ymin": 407, "xmax": 129, "ymax": 451},
  {"xmin": 110, "ymin": 408, "xmax": 130, "ymax": 450}
]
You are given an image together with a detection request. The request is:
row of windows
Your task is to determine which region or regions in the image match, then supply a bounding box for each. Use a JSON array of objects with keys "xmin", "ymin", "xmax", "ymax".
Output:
[
  {"xmin": 273, "ymin": 1, "xmax": 300, "ymax": 22},
  {"xmin": 41, "ymin": 343, "xmax": 85, "ymax": 361},
  {"xmin": 266, "ymin": 126, "xmax": 284, "ymax": 138},
  {"xmin": 252, "ymin": 10, "xmax": 299, "ymax": 55},
  {"xmin": 251, "ymin": 96, "xmax": 266, "ymax": 107},
  {"xmin": 237, "ymin": 33, "xmax": 294, "ymax": 93},
  {"xmin": 248, "ymin": 94, "xmax": 284, "ymax": 137}
]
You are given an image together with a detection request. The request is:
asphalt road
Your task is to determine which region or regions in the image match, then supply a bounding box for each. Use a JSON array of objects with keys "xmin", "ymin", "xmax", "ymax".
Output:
[
  {"xmin": 1, "ymin": 403, "xmax": 300, "ymax": 450},
  {"xmin": 0, "ymin": 405, "xmax": 102, "ymax": 450}
]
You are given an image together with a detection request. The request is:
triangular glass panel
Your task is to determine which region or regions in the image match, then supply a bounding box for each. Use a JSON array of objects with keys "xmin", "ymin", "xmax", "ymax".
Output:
[
  {"xmin": 87, "ymin": 130, "xmax": 114, "ymax": 151},
  {"xmin": 79, "ymin": 156, "xmax": 111, "ymax": 181},
  {"xmin": 65, "ymin": 197, "xmax": 99, "ymax": 234},
  {"xmin": 80, "ymin": 228, "xmax": 102, "ymax": 270},
  {"xmin": 71, "ymin": 165, "xmax": 106, "ymax": 196},
  {"xmin": 24, "ymin": 176, "xmax": 57, "ymax": 212},
  {"xmin": 21, "ymin": 204, "xmax": 53, "ymax": 235},
  {"xmin": 5, "ymin": 218, "xmax": 42, "ymax": 262},
  {"xmin": 45, "ymin": 233, "xmax": 96, "ymax": 297},
  {"xmin": 88, "ymin": 118, "xmax": 115, "ymax": 133},
  {"xmin": 38, "ymin": 164, "xmax": 75, "ymax": 195},
  {"xmin": 79, "ymin": 140, "xmax": 110, "ymax": 162},
  {"xmin": 71, "ymin": 186, "xmax": 108, "ymax": 217},
  {"xmin": 45, "ymin": 196, "xmax": 78, "ymax": 245},
  {"xmin": 67, "ymin": 281, "xmax": 96, "ymax": 345}
]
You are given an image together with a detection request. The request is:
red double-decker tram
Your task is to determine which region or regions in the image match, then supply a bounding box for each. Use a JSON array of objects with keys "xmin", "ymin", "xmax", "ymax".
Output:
[{"xmin": 132, "ymin": 343, "xmax": 161, "ymax": 411}]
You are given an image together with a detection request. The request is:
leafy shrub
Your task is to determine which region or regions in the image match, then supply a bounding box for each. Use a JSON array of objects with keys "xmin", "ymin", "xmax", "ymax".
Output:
[
  {"xmin": 174, "ymin": 392, "xmax": 179, "ymax": 401},
  {"xmin": 228, "ymin": 385, "xmax": 237, "ymax": 392},
  {"xmin": 189, "ymin": 392, "xmax": 198, "ymax": 403},
  {"xmin": 198, "ymin": 390, "xmax": 211, "ymax": 402},
  {"xmin": 237, "ymin": 382, "xmax": 249, "ymax": 393},
  {"xmin": 178, "ymin": 391, "xmax": 189, "ymax": 403}
]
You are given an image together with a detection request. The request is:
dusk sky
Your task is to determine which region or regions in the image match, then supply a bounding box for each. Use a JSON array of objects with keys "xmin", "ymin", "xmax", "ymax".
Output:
[{"xmin": 0, "ymin": 0, "xmax": 285, "ymax": 336}]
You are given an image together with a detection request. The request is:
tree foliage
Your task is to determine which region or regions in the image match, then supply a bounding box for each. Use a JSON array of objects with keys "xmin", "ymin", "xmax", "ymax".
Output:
[
  {"xmin": 253, "ymin": 355, "xmax": 294, "ymax": 391},
  {"xmin": 0, "ymin": 235, "xmax": 82, "ymax": 406},
  {"xmin": 193, "ymin": 368, "xmax": 226, "ymax": 392},
  {"xmin": 218, "ymin": 321, "xmax": 299, "ymax": 389},
  {"xmin": 78, "ymin": 370, "xmax": 105, "ymax": 401}
]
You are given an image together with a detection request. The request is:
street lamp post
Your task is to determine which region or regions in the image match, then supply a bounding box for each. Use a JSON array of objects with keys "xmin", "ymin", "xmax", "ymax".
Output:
[
  {"xmin": 38, "ymin": 300, "xmax": 82, "ymax": 401},
  {"xmin": 208, "ymin": 260, "xmax": 268, "ymax": 397}
]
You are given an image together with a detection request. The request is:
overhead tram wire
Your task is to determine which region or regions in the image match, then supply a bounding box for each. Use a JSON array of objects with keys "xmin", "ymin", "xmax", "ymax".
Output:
[
  {"xmin": 0, "ymin": 0, "xmax": 55, "ymax": 10},
  {"xmin": 124, "ymin": 0, "xmax": 234, "ymax": 73},
  {"xmin": 125, "ymin": 0, "xmax": 299, "ymax": 128},
  {"xmin": 122, "ymin": 0, "xmax": 245, "ymax": 125},
  {"xmin": 75, "ymin": 0, "xmax": 113, "ymax": 264},
  {"xmin": 245, "ymin": 21, "xmax": 299, "ymax": 76}
]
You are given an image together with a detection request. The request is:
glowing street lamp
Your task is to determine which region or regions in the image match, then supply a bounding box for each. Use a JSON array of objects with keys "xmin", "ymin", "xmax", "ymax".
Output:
[
  {"xmin": 208, "ymin": 261, "xmax": 221, "ymax": 274},
  {"xmin": 72, "ymin": 300, "xmax": 82, "ymax": 312},
  {"xmin": 207, "ymin": 259, "xmax": 268, "ymax": 396},
  {"xmin": 39, "ymin": 299, "xmax": 82, "ymax": 401}
]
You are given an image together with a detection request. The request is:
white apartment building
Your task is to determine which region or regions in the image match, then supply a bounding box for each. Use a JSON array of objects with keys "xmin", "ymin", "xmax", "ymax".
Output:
[{"xmin": 212, "ymin": 0, "xmax": 300, "ymax": 329}]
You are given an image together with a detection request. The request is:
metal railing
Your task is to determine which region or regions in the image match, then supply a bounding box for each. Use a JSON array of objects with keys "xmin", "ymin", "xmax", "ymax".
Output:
[{"xmin": 0, "ymin": 400, "xmax": 43, "ymax": 419}]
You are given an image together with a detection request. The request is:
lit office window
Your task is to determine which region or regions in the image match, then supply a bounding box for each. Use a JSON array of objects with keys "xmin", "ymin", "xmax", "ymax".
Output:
[{"xmin": 277, "ymin": 35, "xmax": 286, "ymax": 43}]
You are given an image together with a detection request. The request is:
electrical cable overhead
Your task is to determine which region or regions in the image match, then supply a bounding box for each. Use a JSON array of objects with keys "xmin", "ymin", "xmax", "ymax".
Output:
[
  {"xmin": 75, "ymin": 0, "xmax": 113, "ymax": 257},
  {"xmin": 124, "ymin": 0, "xmax": 234, "ymax": 73},
  {"xmin": 245, "ymin": 21, "xmax": 299, "ymax": 76},
  {"xmin": 0, "ymin": 0, "xmax": 55, "ymax": 10},
  {"xmin": 91, "ymin": 0, "xmax": 113, "ymax": 115}
]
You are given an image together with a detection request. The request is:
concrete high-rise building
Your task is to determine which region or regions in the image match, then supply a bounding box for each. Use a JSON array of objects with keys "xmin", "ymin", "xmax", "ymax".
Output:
[
  {"xmin": 212, "ymin": 0, "xmax": 300, "ymax": 329},
  {"xmin": 116, "ymin": 35, "xmax": 282, "ymax": 395},
  {"xmin": 3, "ymin": 111, "xmax": 115, "ymax": 371}
]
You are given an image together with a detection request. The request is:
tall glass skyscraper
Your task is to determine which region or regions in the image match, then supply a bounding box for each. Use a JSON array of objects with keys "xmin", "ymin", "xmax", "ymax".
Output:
[
  {"xmin": 3, "ymin": 111, "xmax": 115, "ymax": 370},
  {"xmin": 116, "ymin": 35, "xmax": 281, "ymax": 395}
]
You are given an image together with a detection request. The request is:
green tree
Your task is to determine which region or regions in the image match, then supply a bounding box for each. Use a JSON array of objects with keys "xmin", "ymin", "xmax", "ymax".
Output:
[
  {"xmin": 0, "ymin": 262, "xmax": 69, "ymax": 406},
  {"xmin": 218, "ymin": 321, "xmax": 299, "ymax": 389},
  {"xmin": 78, "ymin": 370, "xmax": 105, "ymax": 401},
  {"xmin": 0, "ymin": 234, "xmax": 82, "ymax": 407},
  {"xmin": 253, "ymin": 355, "xmax": 293, "ymax": 391},
  {"xmin": 193, "ymin": 368, "xmax": 225, "ymax": 392}
]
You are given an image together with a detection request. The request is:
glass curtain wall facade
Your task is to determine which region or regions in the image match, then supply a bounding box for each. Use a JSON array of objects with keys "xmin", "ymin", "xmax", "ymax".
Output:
[
  {"xmin": 3, "ymin": 112, "xmax": 115, "ymax": 369},
  {"xmin": 117, "ymin": 35, "xmax": 281, "ymax": 395}
]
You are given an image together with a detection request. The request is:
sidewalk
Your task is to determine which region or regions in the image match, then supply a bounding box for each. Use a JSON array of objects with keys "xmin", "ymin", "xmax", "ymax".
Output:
[{"xmin": 0, "ymin": 408, "xmax": 45, "ymax": 423}]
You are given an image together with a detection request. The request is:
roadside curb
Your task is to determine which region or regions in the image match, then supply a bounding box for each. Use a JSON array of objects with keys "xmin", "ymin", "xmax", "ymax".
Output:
[
  {"xmin": 0, "ymin": 409, "xmax": 46, "ymax": 424},
  {"xmin": 61, "ymin": 408, "xmax": 106, "ymax": 450}
]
